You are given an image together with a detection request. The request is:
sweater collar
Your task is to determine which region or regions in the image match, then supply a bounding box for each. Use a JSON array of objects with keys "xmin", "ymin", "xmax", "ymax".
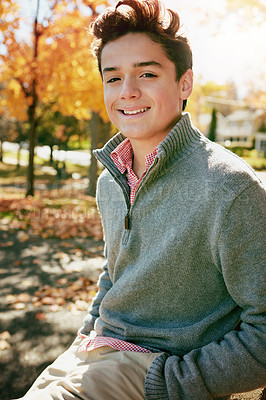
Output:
[{"xmin": 93, "ymin": 113, "xmax": 202, "ymax": 175}]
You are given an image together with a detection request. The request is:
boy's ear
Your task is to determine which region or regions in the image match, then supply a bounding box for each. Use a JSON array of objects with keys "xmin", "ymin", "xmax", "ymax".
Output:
[{"xmin": 180, "ymin": 69, "xmax": 193, "ymax": 100}]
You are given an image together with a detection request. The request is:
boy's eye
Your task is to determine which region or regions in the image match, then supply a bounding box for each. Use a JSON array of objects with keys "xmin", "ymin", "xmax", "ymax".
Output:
[
  {"xmin": 106, "ymin": 77, "xmax": 120, "ymax": 83},
  {"xmin": 141, "ymin": 73, "xmax": 157, "ymax": 78}
]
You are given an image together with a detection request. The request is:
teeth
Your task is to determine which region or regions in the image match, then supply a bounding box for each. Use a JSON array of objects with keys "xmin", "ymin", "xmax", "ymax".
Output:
[{"xmin": 123, "ymin": 108, "xmax": 148, "ymax": 115}]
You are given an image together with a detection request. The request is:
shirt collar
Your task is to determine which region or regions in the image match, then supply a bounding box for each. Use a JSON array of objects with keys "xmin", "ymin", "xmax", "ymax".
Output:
[
  {"xmin": 111, "ymin": 138, "xmax": 158, "ymax": 175},
  {"xmin": 110, "ymin": 138, "xmax": 133, "ymax": 174}
]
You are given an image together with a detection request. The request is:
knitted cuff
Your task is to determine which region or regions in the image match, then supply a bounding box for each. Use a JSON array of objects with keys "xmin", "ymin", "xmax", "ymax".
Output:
[{"xmin": 144, "ymin": 353, "xmax": 169, "ymax": 400}]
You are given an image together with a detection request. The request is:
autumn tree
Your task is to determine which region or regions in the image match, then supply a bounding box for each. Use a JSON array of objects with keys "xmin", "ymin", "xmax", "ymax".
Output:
[{"xmin": 0, "ymin": 0, "xmax": 109, "ymax": 196}]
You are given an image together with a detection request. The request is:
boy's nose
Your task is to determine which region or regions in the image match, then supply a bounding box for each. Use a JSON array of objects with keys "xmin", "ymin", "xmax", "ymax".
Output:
[{"xmin": 120, "ymin": 77, "xmax": 141, "ymax": 99}]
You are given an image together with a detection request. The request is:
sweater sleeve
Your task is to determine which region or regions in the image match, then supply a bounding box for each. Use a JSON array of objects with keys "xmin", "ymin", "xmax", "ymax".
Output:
[
  {"xmin": 145, "ymin": 181, "xmax": 266, "ymax": 400},
  {"xmin": 79, "ymin": 261, "xmax": 113, "ymax": 334}
]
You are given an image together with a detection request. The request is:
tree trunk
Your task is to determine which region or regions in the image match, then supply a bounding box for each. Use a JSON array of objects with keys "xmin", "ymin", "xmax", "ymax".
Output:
[
  {"xmin": 26, "ymin": 5, "xmax": 40, "ymax": 197},
  {"xmin": 16, "ymin": 142, "xmax": 21, "ymax": 169},
  {"xmin": 49, "ymin": 145, "xmax": 54, "ymax": 163},
  {"xmin": 0, "ymin": 141, "xmax": 3, "ymax": 162},
  {"xmin": 87, "ymin": 111, "xmax": 100, "ymax": 197},
  {"xmin": 26, "ymin": 110, "xmax": 37, "ymax": 196}
]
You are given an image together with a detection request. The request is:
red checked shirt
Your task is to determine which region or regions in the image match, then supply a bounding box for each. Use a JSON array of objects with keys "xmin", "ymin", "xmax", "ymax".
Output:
[
  {"xmin": 78, "ymin": 138, "xmax": 158, "ymax": 354},
  {"xmin": 110, "ymin": 137, "xmax": 158, "ymax": 205}
]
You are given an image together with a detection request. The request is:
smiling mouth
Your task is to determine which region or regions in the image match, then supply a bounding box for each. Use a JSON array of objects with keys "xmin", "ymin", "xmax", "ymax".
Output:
[{"xmin": 120, "ymin": 107, "xmax": 150, "ymax": 115}]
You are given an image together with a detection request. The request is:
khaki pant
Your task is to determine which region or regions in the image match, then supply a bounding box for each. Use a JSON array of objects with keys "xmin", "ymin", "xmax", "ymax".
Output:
[{"xmin": 16, "ymin": 336, "xmax": 162, "ymax": 400}]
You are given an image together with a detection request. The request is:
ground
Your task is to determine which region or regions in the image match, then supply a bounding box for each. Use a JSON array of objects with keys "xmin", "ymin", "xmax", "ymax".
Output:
[
  {"xmin": 0, "ymin": 176, "xmax": 105, "ymax": 399},
  {"xmin": 0, "ymin": 230, "xmax": 105, "ymax": 399}
]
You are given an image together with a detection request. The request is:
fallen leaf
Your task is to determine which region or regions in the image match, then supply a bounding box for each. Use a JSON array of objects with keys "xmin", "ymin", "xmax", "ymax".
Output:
[
  {"xmin": 0, "ymin": 339, "xmax": 11, "ymax": 350},
  {"xmin": 48, "ymin": 304, "xmax": 62, "ymax": 312},
  {"xmin": 5, "ymin": 295, "xmax": 16, "ymax": 304},
  {"xmin": 35, "ymin": 312, "xmax": 47, "ymax": 320},
  {"xmin": 41, "ymin": 296, "xmax": 55, "ymax": 305},
  {"xmin": 0, "ymin": 241, "xmax": 14, "ymax": 247},
  {"xmin": 55, "ymin": 297, "xmax": 65, "ymax": 306},
  {"xmin": 60, "ymin": 242, "xmax": 73, "ymax": 247},
  {"xmin": 13, "ymin": 302, "xmax": 26, "ymax": 310},
  {"xmin": 16, "ymin": 293, "xmax": 31, "ymax": 303},
  {"xmin": 56, "ymin": 278, "xmax": 68, "ymax": 285},
  {"xmin": 0, "ymin": 331, "xmax": 11, "ymax": 340},
  {"xmin": 32, "ymin": 300, "xmax": 42, "ymax": 307},
  {"xmin": 68, "ymin": 303, "xmax": 80, "ymax": 315},
  {"xmin": 17, "ymin": 231, "xmax": 30, "ymax": 242},
  {"xmin": 32, "ymin": 246, "xmax": 42, "ymax": 251},
  {"xmin": 5, "ymin": 293, "xmax": 31, "ymax": 305},
  {"xmin": 75, "ymin": 300, "xmax": 88, "ymax": 311}
]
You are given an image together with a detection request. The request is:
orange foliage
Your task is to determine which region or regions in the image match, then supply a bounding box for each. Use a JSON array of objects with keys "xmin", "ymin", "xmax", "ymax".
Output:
[
  {"xmin": 0, "ymin": 0, "xmax": 109, "ymax": 121},
  {"xmin": 38, "ymin": 9, "xmax": 107, "ymax": 120}
]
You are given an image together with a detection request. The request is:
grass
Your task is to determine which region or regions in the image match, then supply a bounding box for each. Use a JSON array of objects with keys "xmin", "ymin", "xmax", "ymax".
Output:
[
  {"xmin": 4, "ymin": 150, "xmax": 49, "ymax": 165},
  {"xmin": 0, "ymin": 163, "xmax": 56, "ymax": 188},
  {"xmin": 0, "ymin": 159, "xmax": 89, "ymax": 186}
]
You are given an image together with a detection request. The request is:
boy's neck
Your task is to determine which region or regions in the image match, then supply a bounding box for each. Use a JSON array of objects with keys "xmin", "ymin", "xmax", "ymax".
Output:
[
  {"xmin": 126, "ymin": 114, "xmax": 183, "ymax": 178},
  {"xmin": 130, "ymin": 139, "xmax": 158, "ymax": 179},
  {"xmin": 132, "ymin": 154, "xmax": 145, "ymax": 179}
]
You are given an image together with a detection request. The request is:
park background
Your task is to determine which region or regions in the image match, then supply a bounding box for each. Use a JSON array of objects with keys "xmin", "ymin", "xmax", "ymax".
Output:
[{"xmin": 0, "ymin": 0, "xmax": 265, "ymax": 399}]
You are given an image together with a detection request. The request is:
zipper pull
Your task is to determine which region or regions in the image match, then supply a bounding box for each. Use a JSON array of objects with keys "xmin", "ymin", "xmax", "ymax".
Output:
[{"xmin": 125, "ymin": 211, "xmax": 130, "ymax": 230}]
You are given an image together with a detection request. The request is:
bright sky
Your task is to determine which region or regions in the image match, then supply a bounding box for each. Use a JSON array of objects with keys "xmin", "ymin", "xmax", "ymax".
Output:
[{"xmin": 164, "ymin": 0, "xmax": 266, "ymax": 98}]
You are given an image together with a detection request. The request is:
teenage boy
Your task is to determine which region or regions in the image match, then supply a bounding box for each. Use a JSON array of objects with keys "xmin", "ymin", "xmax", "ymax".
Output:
[{"xmin": 17, "ymin": 0, "xmax": 266, "ymax": 399}]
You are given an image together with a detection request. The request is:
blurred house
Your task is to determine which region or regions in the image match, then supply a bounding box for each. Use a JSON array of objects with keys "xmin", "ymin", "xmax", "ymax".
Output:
[{"xmin": 215, "ymin": 109, "xmax": 266, "ymax": 153}]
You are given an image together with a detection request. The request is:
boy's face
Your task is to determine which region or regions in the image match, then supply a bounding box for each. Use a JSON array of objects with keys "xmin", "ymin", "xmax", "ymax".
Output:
[{"xmin": 101, "ymin": 32, "xmax": 192, "ymax": 148}]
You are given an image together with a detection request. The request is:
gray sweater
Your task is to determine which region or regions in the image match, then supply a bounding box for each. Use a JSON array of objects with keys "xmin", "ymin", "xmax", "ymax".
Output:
[{"xmin": 80, "ymin": 113, "xmax": 266, "ymax": 399}]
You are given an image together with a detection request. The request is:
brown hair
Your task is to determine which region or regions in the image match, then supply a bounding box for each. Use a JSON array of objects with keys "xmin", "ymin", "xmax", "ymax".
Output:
[{"xmin": 90, "ymin": 0, "xmax": 193, "ymax": 109}]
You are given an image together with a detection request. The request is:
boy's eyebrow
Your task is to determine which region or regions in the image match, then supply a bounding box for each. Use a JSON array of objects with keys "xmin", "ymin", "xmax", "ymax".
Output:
[
  {"xmin": 102, "ymin": 66, "xmax": 117, "ymax": 74},
  {"xmin": 134, "ymin": 61, "xmax": 163, "ymax": 68},
  {"xmin": 102, "ymin": 61, "xmax": 163, "ymax": 74}
]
